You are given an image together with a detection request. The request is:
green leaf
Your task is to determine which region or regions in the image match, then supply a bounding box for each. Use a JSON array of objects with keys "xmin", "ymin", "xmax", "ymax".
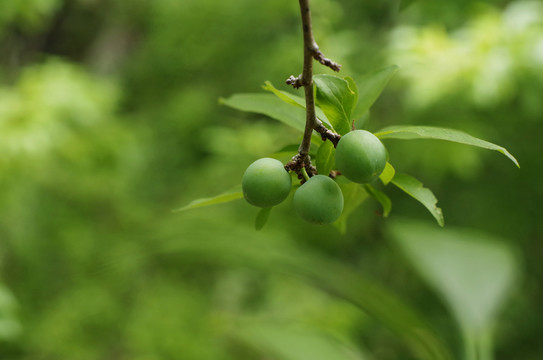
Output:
[
  {"xmin": 379, "ymin": 162, "xmax": 396, "ymax": 186},
  {"xmin": 389, "ymin": 220, "xmax": 519, "ymax": 358},
  {"xmin": 334, "ymin": 181, "xmax": 369, "ymax": 233},
  {"xmin": 255, "ymin": 207, "xmax": 272, "ymax": 231},
  {"xmin": 170, "ymin": 226, "xmax": 454, "ymax": 360},
  {"xmin": 316, "ymin": 141, "xmax": 335, "ymax": 176},
  {"xmin": 364, "ymin": 184, "xmax": 392, "ymax": 217},
  {"xmin": 262, "ymin": 81, "xmax": 333, "ymax": 130},
  {"xmin": 345, "ymin": 76, "xmax": 359, "ymax": 112},
  {"xmin": 235, "ymin": 321, "xmax": 364, "ymax": 360},
  {"xmin": 353, "ymin": 65, "xmax": 399, "ymax": 119},
  {"xmin": 220, "ymin": 93, "xmax": 305, "ymax": 132},
  {"xmin": 374, "ymin": 125, "xmax": 519, "ymax": 167},
  {"xmin": 173, "ymin": 185, "xmax": 243, "ymax": 212},
  {"xmin": 391, "ymin": 174, "xmax": 444, "ymax": 226},
  {"xmin": 314, "ymin": 75, "xmax": 356, "ymax": 135},
  {"xmin": 262, "ymin": 81, "xmax": 306, "ymax": 108}
]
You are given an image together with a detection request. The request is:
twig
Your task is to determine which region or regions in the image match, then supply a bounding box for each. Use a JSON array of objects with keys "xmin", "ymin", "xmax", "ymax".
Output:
[
  {"xmin": 285, "ymin": 0, "xmax": 342, "ymax": 175},
  {"xmin": 297, "ymin": 0, "xmax": 318, "ymax": 161},
  {"xmin": 312, "ymin": 47, "xmax": 341, "ymax": 72},
  {"xmin": 286, "ymin": 75, "xmax": 303, "ymax": 89},
  {"xmin": 285, "ymin": 154, "xmax": 316, "ymax": 183},
  {"xmin": 315, "ymin": 121, "xmax": 341, "ymax": 146}
]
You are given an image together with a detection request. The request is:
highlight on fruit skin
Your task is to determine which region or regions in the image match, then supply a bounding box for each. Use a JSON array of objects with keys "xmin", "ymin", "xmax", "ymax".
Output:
[
  {"xmin": 335, "ymin": 130, "xmax": 387, "ymax": 184},
  {"xmin": 242, "ymin": 157, "xmax": 292, "ymax": 208},
  {"xmin": 293, "ymin": 175, "xmax": 344, "ymax": 224}
]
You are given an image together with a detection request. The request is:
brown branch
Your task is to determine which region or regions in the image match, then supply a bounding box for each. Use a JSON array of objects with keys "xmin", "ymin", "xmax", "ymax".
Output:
[
  {"xmin": 284, "ymin": 153, "xmax": 304, "ymax": 172},
  {"xmin": 286, "ymin": 0, "xmax": 342, "ymax": 91},
  {"xmin": 312, "ymin": 47, "xmax": 341, "ymax": 72},
  {"xmin": 297, "ymin": 0, "xmax": 317, "ymax": 161},
  {"xmin": 285, "ymin": 154, "xmax": 316, "ymax": 183},
  {"xmin": 284, "ymin": 0, "xmax": 342, "ymax": 177},
  {"xmin": 315, "ymin": 121, "xmax": 341, "ymax": 146},
  {"xmin": 286, "ymin": 75, "xmax": 303, "ymax": 89}
]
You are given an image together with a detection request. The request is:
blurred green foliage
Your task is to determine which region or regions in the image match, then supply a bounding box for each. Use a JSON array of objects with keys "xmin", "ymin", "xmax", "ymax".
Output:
[{"xmin": 0, "ymin": 0, "xmax": 541, "ymax": 359}]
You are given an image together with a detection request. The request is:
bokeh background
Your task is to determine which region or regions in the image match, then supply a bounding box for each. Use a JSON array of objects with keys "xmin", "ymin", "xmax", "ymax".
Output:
[{"xmin": 1, "ymin": 0, "xmax": 542, "ymax": 359}]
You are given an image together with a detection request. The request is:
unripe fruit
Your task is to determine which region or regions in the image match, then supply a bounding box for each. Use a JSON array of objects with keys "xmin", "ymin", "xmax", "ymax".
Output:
[
  {"xmin": 242, "ymin": 158, "xmax": 291, "ymax": 208},
  {"xmin": 293, "ymin": 175, "xmax": 344, "ymax": 224},
  {"xmin": 335, "ymin": 130, "xmax": 387, "ymax": 184}
]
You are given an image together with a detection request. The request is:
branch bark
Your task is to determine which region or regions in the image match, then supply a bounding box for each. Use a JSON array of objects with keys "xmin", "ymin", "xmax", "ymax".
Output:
[
  {"xmin": 285, "ymin": 0, "xmax": 342, "ymax": 175},
  {"xmin": 298, "ymin": 0, "xmax": 317, "ymax": 160}
]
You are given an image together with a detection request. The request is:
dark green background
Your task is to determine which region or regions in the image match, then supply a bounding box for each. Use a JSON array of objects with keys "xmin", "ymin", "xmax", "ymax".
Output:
[{"xmin": 1, "ymin": 0, "xmax": 541, "ymax": 358}]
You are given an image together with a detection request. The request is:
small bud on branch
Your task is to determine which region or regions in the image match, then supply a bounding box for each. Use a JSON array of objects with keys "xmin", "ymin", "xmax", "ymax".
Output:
[{"xmin": 286, "ymin": 75, "xmax": 304, "ymax": 89}]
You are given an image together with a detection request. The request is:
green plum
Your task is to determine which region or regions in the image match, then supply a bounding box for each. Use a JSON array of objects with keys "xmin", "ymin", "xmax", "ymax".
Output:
[
  {"xmin": 293, "ymin": 175, "xmax": 343, "ymax": 224},
  {"xmin": 242, "ymin": 158, "xmax": 291, "ymax": 208},
  {"xmin": 335, "ymin": 130, "xmax": 386, "ymax": 184}
]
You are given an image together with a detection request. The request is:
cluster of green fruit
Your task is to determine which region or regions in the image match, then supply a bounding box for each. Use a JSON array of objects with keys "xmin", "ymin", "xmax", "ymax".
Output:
[{"xmin": 242, "ymin": 130, "xmax": 387, "ymax": 224}]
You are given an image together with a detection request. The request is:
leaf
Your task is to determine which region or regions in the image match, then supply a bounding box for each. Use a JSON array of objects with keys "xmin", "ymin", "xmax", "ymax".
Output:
[
  {"xmin": 334, "ymin": 181, "xmax": 369, "ymax": 233},
  {"xmin": 345, "ymin": 76, "xmax": 359, "ymax": 112},
  {"xmin": 220, "ymin": 93, "xmax": 305, "ymax": 132},
  {"xmin": 353, "ymin": 65, "xmax": 399, "ymax": 119},
  {"xmin": 173, "ymin": 185, "xmax": 243, "ymax": 212},
  {"xmin": 169, "ymin": 225, "xmax": 454, "ymax": 360},
  {"xmin": 262, "ymin": 81, "xmax": 306, "ymax": 108},
  {"xmin": 389, "ymin": 219, "xmax": 519, "ymax": 357},
  {"xmin": 314, "ymin": 75, "xmax": 356, "ymax": 135},
  {"xmin": 391, "ymin": 173, "xmax": 444, "ymax": 226},
  {"xmin": 255, "ymin": 207, "xmax": 272, "ymax": 231},
  {"xmin": 316, "ymin": 141, "xmax": 335, "ymax": 176},
  {"xmin": 379, "ymin": 162, "xmax": 395, "ymax": 186},
  {"xmin": 374, "ymin": 125, "xmax": 519, "ymax": 167},
  {"xmin": 235, "ymin": 321, "xmax": 364, "ymax": 360},
  {"xmin": 262, "ymin": 81, "xmax": 333, "ymax": 130},
  {"xmin": 364, "ymin": 184, "xmax": 392, "ymax": 217}
]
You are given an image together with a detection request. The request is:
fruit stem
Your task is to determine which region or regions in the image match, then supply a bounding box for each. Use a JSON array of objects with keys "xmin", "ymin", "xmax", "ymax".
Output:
[{"xmin": 301, "ymin": 167, "xmax": 310, "ymax": 182}]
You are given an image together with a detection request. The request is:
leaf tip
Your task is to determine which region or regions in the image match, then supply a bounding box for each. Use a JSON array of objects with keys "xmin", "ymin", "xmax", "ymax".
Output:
[
  {"xmin": 261, "ymin": 80, "xmax": 272, "ymax": 90},
  {"xmin": 512, "ymin": 156, "xmax": 520, "ymax": 169},
  {"xmin": 436, "ymin": 209, "xmax": 445, "ymax": 227},
  {"xmin": 500, "ymin": 148, "xmax": 520, "ymax": 168}
]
